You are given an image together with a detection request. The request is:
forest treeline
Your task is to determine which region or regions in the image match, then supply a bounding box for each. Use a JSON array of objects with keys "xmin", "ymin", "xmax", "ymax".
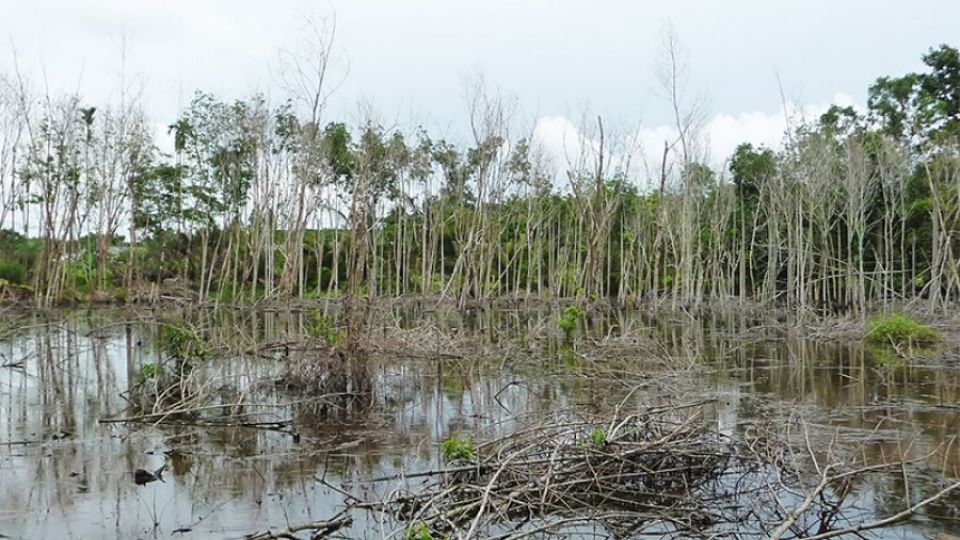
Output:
[{"xmin": 0, "ymin": 44, "xmax": 958, "ymax": 312}]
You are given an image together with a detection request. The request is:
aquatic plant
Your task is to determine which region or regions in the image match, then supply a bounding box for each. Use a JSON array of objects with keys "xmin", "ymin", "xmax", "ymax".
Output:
[
  {"xmin": 124, "ymin": 322, "xmax": 212, "ymax": 412},
  {"xmin": 405, "ymin": 523, "xmax": 443, "ymax": 540},
  {"xmin": 159, "ymin": 322, "xmax": 210, "ymax": 364},
  {"xmin": 558, "ymin": 304, "xmax": 585, "ymax": 340},
  {"xmin": 440, "ymin": 436, "xmax": 475, "ymax": 462},
  {"xmin": 589, "ymin": 427, "xmax": 608, "ymax": 447},
  {"xmin": 306, "ymin": 310, "xmax": 345, "ymax": 346},
  {"xmin": 576, "ymin": 426, "xmax": 610, "ymax": 450},
  {"xmin": 866, "ymin": 313, "xmax": 938, "ymax": 346},
  {"xmin": 134, "ymin": 362, "xmax": 164, "ymax": 387}
]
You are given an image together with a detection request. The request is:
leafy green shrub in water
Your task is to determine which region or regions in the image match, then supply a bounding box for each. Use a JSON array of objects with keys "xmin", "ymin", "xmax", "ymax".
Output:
[
  {"xmin": 159, "ymin": 323, "xmax": 209, "ymax": 364},
  {"xmin": 589, "ymin": 427, "xmax": 608, "ymax": 447},
  {"xmin": 576, "ymin": 427, "xmax": 608, "ymax": 449},
  {"xmin": 112, "ymin": 287, "xmax": 128, "ymax": 303},
  {"xmin": 307, "ymin": 310, "xmax": 346, "ymax": 346},
  {"xmin": 558, "ymin": 304, "xmax": 585, "ymax": 339},
  {"xmin": 866, "ymin": 313, "xmax": 938, "ymax": 346},
  {"xmin": 406, "ymin": 523, "xmax": 444, "ymax": 540},
  {"xmin": 440, "ymin": 435, "xmax": 476, "ymax": 462},
  {"xmin": 134, "ymin": 362, "xmax": 164, "ymax": 387}
]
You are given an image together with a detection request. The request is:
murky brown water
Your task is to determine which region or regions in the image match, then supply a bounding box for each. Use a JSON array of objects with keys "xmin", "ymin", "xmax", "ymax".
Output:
[{"xmin": 0, "ymin": 306, "xmax": 958, "ymax": 538}]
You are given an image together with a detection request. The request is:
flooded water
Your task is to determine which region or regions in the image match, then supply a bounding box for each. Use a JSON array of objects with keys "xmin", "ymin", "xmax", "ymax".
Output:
[{"xmin": 0, "ymin": 306, "xmax": 958, "ymax": 539}]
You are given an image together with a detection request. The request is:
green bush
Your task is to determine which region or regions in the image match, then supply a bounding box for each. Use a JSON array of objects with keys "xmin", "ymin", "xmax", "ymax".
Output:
[
  {"xmin": 576, "ymin": 427, "xmax": 609, "ymax": 450},
  {"xmin": 558, "ymin": 304, "xmax": 585, "ymax": 339},
  {"xmin": 306, "ymin": 310, "xmax": 345, "ymax": 346},
  {"xmin": 0, "ymin": 229, "xmax": 36, "ymax": 287},
  {"xmin": 0, "ymin": 260, "xmax": 27, "ymax": 285},
  {"xmin": 159, "ymin": 323, "xmax": 210, "ymax": 363},
  {"xmin": 440, "ymin": 435, "xmax": 475, "ymax": 462},
  {"xmin": 866, "ymin": 313, "xmax": 938, "ymax": 345},
  {"xmin": 588, "ymin": 427, "xmax": 608, "ymax": 447},
  {"xmin": 405, "ymin": 523, "xmax": 444, "ymax": 540},
  {"xmin": 134, "ymin": 362, "xmax": 165, "ymax": 387}
]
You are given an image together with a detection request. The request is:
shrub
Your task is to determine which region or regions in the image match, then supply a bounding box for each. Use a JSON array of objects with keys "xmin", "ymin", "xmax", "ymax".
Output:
[
  {"xmin": 306, "ymin": 310, "xmax": 345, "ymax": 346},
  {"xmin": 405, "ymin": 523, "xmax": 441, "ymax": 540},
  {"xmin": 589, "ymin": 427, "xmax": 608, "ymax": 447},
  {"xmin": 134, "ymin": 362, "xmax": 164, "ymax": 387},
  {"xmin": 867, "ymin": 345, "xmax": 906, "ymax": 367},
  {"xmin": 558, "ymin": 304, "xmax": 585, "ymax": 339},
  {"xmin": 0, "ymin": 260, "xmax": 27, "ymax": 285},
  {"xmin": 866, "ymin": 313, "xmax": 938, "ymax": 346},
  {"xmin": 159, "ymin": 323, "xmax": 209, "ymax": 364},
  {"xmin": 576, "ymin": 427, "xmax": 608, "ymax": 450},
  {"xmin": 440, "ymin": 435, "xmax": 476, "ymax": 462}
]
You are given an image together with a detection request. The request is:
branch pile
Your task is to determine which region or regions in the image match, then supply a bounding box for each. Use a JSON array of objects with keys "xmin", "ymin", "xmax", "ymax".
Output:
[
  {"xmin": 370, "ymin": 404, "xmax": 960, "ymax": 539},
  {"xmin": 376, "ymin": 405, "xmax": 757, "ymax": 538}
]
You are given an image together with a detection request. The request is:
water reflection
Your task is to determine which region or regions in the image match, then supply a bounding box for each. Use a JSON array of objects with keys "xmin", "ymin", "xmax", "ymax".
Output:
[{"xmin": 0, "ymin": 307, "xmax": 957, "ymax": 538}]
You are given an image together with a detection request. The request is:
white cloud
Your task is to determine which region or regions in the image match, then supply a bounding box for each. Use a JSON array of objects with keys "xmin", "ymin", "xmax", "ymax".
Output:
[
  {"xmin": 705, "ymin": 109, "xmax": 786, "ymax": 161},
  {"xmin": 532, "ymin": 92, "xmax": 863, "ymax": 188},
  {"xmin": 531, "ymin": 115, "xmax": 584, "ymax": 169}
]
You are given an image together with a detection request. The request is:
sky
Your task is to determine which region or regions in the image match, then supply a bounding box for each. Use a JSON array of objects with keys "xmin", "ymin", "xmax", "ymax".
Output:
[{"xmin": 2, "ymin": 0, "xmax": 958, "ymax": 167}]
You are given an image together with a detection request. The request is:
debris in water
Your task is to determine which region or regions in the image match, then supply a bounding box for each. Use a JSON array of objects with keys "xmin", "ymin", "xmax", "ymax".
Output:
[{"xmin": 133, "ymin": 464, "xmax": 166, "ymax": 486}]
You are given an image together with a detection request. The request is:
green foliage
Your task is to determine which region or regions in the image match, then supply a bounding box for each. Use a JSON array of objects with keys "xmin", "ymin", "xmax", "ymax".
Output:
[
  {"xmin": 866, "ymin": 313, "xmax": 939, "ymax": 346},
  {"xmin": 558, "ymin": 304, "xmax": 585, "ymax": 338},
  {"xmin": 64, "ymin": 247, "xmax": 102, "ymax": 293},
  {"xmin": 135, "ymin": 362, "xmax": 165, "ymax": 387},
  {"xmin": 730, "ymin": 143, "xmax": 776, "ymax": 202},
  {"xmin": 112, "ymin": 287, "xmax": 128, "ymax": 302},
  {"xmin": 589, "ymin": 427, "xmax": 608, "ymax": 447},
  {"xmin": 405, "ymin": 523, "xmax": 444, "ymax": 540},
  {"xmin": 0, "ymin": 230, "xmax": 39, "ymax": 286},
  {"xmin": 6, "ymin": 45, "xmax": 960, "ymax": 312},
  {"xmin": 575, "ymin": 427, "xmax": 609, "ymax": 450},
  {"xmin": 440, "ymin": 435, "xmax": 476, "ymax": 462},
  {"xmin": 306, "ymin": 310, "xmax": 345, "ymax": 346},
  {"xmin": 133, "ymin": 163, "xmax": 190, "ymax": 234},
  {"xmin": 323, "ymin": 122, "xmax": 356, "ymax": 183},
  {"xmin": 158, "ymin": 323, "xmax": 209, "ymax": 363},
  {"xmin": 0, "ymin": 260, "xmax": 27, "ymax": 285},
  {"xmin": 868, "ymin": 44, "xmax": 960, "ymax": 143},
  {"xmin": 867, "ymin": 345, "xmax": 907, "ymax": 368}
]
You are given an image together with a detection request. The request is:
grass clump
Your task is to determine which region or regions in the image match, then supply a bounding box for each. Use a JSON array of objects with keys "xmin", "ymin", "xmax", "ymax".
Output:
[
  {"xmin": 576, "ymin": 427, "xmax": 609, "ymax": 450},
  {"xmin": 589, "ymin": 427, "xmax": 608, "ymax": 447},
  {"xmin": 866, "ymin": 313, "xmax": 938, "ymax": 346}
]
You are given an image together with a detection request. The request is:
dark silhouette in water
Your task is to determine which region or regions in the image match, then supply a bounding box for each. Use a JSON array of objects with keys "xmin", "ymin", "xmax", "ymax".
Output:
[{"xmin": 133, "ymin": 465, "xmax": 165, "ymax": 486}]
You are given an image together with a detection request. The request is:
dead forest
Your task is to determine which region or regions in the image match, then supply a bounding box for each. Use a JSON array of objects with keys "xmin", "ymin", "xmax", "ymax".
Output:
[
  {"xmin": 2, "ymin": 16, "xmax": 960, "ymax": 540},
  {"xmin": 0, "ymin": 38, "xmax": 958, "ymax": 315}
]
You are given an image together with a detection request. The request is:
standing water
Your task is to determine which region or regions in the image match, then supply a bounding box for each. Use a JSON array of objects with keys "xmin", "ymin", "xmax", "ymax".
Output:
[{"xmin": 0, "ymin": 307, "xmax": 958, "ymax": 538}]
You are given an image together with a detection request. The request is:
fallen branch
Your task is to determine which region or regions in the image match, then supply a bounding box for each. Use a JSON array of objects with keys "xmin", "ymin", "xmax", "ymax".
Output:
[{"xmin": 244, "ymin": 515, "xmax": 352, "ymax": 540}]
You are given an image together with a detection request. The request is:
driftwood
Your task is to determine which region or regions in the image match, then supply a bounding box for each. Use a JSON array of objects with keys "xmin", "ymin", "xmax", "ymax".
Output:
[
  {"xmin": 244, "ymin": 514, "xmax": 352, "ymax": 540},
  {"xmin": 361, "ymin": 403, "xmax": 960, "ymax": 539}
]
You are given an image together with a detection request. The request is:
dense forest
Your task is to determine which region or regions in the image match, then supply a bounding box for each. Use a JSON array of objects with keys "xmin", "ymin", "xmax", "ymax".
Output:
[{"xmin": 0, "ymin": 43, "xmax": 958, "ymax": 312}]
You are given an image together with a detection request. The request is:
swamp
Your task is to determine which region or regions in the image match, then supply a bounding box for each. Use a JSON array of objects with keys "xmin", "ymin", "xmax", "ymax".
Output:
[
  {"xmin": 2, "ymin": 5, "xmax": 960, "ymax": 538},
  {"xmin": 2, "ymin": 303, "xmax": 960, "ymax": 539}
]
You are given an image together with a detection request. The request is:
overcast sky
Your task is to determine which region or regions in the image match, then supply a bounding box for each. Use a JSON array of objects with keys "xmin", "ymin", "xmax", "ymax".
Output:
[{"xmin": 3, "ymin": 0, "xmax": 958, "ymax": 164}]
